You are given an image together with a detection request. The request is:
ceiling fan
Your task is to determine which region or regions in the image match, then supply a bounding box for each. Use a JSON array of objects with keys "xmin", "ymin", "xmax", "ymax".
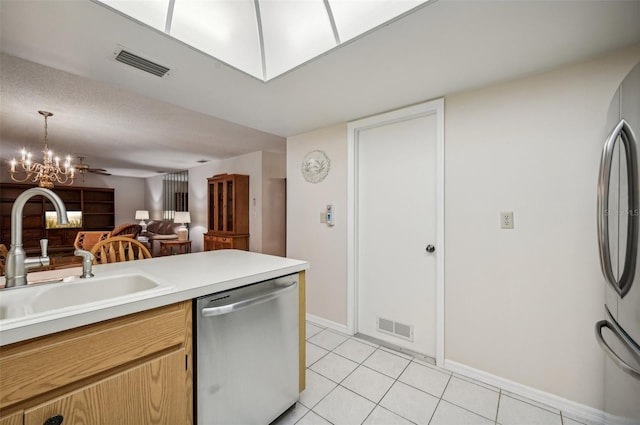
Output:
[{"xmin": 72, "ymin": 156, "xmax": 111, "ymax": 178}]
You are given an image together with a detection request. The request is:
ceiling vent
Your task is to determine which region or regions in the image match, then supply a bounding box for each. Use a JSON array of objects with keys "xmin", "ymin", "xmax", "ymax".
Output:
[{"xmin": 114, "ymin": 50, "xmax": 170, "ymax": 77}]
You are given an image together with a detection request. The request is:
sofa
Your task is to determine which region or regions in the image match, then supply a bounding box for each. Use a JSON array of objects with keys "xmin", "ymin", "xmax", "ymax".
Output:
[
  {"xmin": 142, "ymin": 220, "xmax": 182, "ymax": 256},
  {"xmin": 111, "ymin": 223, "xmax": 143, "ymax": 239}
]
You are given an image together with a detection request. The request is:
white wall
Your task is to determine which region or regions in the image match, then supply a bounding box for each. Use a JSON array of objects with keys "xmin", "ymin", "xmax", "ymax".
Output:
[
  {"xmin": 286, "ymin": 45, "xmax": 640, "ymax": 411},
  {"xmin": 287, "ymin": 124, "xmax": 348, "ymax": 326},
  {"xmin": 444, "ymin": 47, "xmax": 639, "ymax": 409},
  {"xmin": 262, "ymin": 151, "xmax": 287, "ymax": 256},
  {"xmin": 144, "ymin": 173, "xmax": 165, "ymax": 221}
]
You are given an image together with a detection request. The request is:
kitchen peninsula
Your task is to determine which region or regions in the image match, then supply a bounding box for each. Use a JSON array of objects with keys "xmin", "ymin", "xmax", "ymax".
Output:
[{"xmin": 0, "ymin": 250, "xmax": 308, "ymax": 425}]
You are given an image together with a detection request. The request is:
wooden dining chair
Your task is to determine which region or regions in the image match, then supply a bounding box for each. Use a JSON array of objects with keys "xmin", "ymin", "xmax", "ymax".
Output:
[
  {"xmin": 90, "ymin": 236, "xmax": 152, "ymax": 265},
  {"xmin": 74, "ymin": 231, "xmax": 112, "ymax": 251},
  {"xmin": 0, "ymin": 243, "xmax": 8, "ymax": 276}
]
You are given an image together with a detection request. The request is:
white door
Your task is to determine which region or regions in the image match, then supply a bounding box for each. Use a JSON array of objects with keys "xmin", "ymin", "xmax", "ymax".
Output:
[{"xmin": 353, "ymin": 102, "xmax": 441, "ymax": 357}]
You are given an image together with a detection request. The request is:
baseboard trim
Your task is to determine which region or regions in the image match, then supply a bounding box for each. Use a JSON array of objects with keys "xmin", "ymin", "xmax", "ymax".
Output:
[
  {"xmin": 444, "ymin": 360, "xmax": 606, "ymax": 425},
  {"xmin": 306, "ymin": 314, "xmax": 351, "ymax": 335}
]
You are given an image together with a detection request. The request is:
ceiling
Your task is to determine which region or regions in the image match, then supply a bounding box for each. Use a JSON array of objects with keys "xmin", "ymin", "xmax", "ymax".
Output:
[
  {"xmin": 1, "ymin": 0, "xmax": 639, "ymax": 178},
  {"xmin": 97, "ymin": 0, "xmax": 429, "ymax": 80}
]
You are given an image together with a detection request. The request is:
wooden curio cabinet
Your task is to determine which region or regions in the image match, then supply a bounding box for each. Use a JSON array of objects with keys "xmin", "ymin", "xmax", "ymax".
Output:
[{"xmin": 203, "ymin": 174, "xmax": 249, "ymax": 251}]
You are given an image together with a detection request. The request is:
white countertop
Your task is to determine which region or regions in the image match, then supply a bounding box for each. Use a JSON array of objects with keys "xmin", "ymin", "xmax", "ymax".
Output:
[{"xmin": 0, "ymin": 250, "xmax": 309, "ymax": 346}]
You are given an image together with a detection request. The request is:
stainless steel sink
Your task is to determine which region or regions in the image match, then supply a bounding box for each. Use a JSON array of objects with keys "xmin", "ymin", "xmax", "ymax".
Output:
[{"xmin": 0, "ymin": 273, "xmax": 171, "ymax": 322}]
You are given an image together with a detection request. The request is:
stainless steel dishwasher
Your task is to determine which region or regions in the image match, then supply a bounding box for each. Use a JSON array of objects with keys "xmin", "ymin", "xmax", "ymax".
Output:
[{"xmin": 195, "ymin": 273, "xmax": 299, "ymax": 425}]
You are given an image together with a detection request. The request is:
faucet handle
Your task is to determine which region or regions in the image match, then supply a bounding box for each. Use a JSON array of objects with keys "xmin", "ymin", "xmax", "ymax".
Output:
[
  {"xmin": 40, "ymin": 238, "xmax": 49, "ymax": 257},
  {"xmin": 74, "ymin": 249, "xmax": 93, "ymax": 260},
  {"xmin": 74, "ymin": 249, "xmax": 95, "ymax": 278}
]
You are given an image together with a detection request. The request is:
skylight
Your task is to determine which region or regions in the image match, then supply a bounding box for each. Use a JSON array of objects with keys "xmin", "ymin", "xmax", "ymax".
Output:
[{"xmin": 96, "ymin": 0, "xmax": 428, "ymax": 81}]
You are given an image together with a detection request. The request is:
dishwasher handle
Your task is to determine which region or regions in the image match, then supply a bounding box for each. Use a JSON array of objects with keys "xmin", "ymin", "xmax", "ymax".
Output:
[{"xmin": 201, "ymin": 280, "xmax": 297, "ymax": 317}]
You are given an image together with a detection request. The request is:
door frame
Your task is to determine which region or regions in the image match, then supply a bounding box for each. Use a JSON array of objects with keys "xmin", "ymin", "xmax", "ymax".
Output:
[{"xmin": 346, "ymin": 98, "xmax": 445, "ymax": 365}]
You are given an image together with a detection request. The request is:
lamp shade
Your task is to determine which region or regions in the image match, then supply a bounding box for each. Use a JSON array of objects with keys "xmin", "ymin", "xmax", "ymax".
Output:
[
  {"xmin": 135, "ymin": 210, "xmax": 149, "ymax": 220},
  {"xmin": 174, "ymin": 211, "xmax": 191, "ymax": 224}
]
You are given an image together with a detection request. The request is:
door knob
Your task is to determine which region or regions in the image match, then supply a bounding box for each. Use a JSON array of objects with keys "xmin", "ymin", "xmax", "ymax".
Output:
[{"xmin": 426, "ymin": 245, "xmax": 435, "ymax": 253}]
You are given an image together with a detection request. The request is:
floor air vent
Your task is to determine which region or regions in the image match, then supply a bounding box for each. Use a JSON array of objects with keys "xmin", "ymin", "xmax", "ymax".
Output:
[
  {"xmin": 377, "ymin": 317, "xmax": 413, "ymax": 341},
  {"xmin": 114, "ymin": 50, "xmax": 170, "ymax": 77}
]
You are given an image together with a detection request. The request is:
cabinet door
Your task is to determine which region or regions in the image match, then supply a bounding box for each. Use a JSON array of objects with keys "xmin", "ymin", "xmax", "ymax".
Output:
[
  {"xmin": 24, "ymin": 350, "xmax": 186, "ymax": 425},
  {"xmin": 225, "ymin": 178, "xmax": 234, "ymax": 232},
  {"xmin": 0, "ymin": 411, "xmax": 22, "ymax": 425},
  {"xmin": 214, "ymin": 180, "xmax": 225, "ymax": 232}
]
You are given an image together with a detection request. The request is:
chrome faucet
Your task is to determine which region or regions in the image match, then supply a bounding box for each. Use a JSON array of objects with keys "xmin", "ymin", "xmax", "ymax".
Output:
[
  {"xmin": 74, "ymin": 249, "xmax": 95, "ymax": 278},
  {"xmin": 5, "ymin": 188, "xmax": 69, "ymax": 288}
]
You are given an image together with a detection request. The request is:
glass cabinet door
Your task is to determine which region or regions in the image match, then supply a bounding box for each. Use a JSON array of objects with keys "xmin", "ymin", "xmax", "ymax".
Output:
[
  {"xmin": 227, "ymin": 180, "xmax": 234, "ymax": 231},
  {"xmin": 216, "ymin": 181, "xmax": 224, "ymax": 232}
]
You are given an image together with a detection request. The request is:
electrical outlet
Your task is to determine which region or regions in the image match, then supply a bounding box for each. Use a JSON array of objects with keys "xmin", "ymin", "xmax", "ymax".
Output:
[{"xmin": 500, "ymin": 211, "xmax": 514, "ymax": 229}]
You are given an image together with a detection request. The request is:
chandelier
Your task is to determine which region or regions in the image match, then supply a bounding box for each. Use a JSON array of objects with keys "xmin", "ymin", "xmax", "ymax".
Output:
[{"xmin": 9, "ymin": 110, "xmax": 75, "ymax": 189}]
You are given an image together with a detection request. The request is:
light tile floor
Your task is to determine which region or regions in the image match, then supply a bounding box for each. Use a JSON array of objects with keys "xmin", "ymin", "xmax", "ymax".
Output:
[{"xmin": 273, "ymin": 322, "xmax": 589, "ymax": 425}]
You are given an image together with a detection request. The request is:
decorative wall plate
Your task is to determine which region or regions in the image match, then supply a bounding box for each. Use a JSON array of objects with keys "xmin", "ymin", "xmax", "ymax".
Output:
[{"xmin": 301, "ymin": 150, "xmax": 331, "ymax": 183}]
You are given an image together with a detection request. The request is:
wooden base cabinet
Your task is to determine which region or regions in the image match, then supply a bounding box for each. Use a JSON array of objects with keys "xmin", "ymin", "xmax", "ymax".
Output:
[
  {"xmin": 24, "ymin": 351, "xmax": 185, "ymax": 425},
  {"xmin": 0, "ymin": 302, "xmax": 192, "ymax": 425}
]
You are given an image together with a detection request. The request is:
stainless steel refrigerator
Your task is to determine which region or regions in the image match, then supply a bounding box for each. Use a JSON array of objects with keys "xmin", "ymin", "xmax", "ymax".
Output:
[{"xmin": 596, "ymin": 62, "xmax": 640, "ymax": 425}]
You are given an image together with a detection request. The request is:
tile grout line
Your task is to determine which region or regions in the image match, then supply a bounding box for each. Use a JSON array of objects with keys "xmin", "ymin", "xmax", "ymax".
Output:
[
  {"xmin": 501, "ymin": 390, "xmax": 564, "ymax": 417},
  {"xmin": 496, "ymin": 389, "xmax": 503, "ymax": 425},
  {"xmin": 426, "ymin": 372, "xmax": 453, "ymax": 425},
  {"xmin": 438, "ymin": 375, "xmax": 505, "ymax": 423}
]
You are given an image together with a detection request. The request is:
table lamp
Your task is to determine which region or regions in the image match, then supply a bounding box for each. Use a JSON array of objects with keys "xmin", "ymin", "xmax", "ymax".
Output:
[
  {"xmin": 174, "ymin": 211, "xmax": 191, "ymax": 241},
  {"xmin": 135, "ymin": 210, "xmax": 149, "ymax": 231}
]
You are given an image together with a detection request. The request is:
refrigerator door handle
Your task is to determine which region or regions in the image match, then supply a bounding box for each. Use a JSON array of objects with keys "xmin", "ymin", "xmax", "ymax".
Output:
[
  {"xmin": 595, "ymin": 320, "xmax": 640, "ymax": 380},
  {"xmin": 597, "ymin": 119, "xmax": 639, "ymax": 298}
]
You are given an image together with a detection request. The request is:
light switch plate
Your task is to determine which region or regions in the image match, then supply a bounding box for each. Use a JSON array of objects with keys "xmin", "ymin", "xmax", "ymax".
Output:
[{"xmin": 320, "ymin": 212, "xmax": 327, "ymax": 223}]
